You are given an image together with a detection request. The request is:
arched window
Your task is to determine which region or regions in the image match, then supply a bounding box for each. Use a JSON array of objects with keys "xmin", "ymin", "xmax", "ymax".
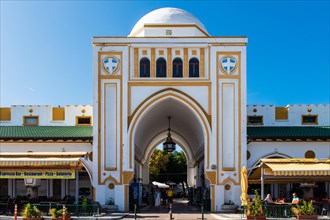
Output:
[
  {"xmin": 172, "ymin": 58, "xmax": 183, "ymax": 77},
  {"xmin": 189, "ymin": 58, "xmax": 199, "ymax": 77},
  {"xmin": 156, "ymin": 58, "xmax": 167, "ymax": 77},
  {"xmin": 140, "ymin": 58, "xmax": 150, "ymax": 77}
]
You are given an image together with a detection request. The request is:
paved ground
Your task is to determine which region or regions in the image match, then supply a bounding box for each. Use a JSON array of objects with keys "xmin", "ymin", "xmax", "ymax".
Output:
[{"xmin": 1, "ymin": 198, "xmax": 329, "ymax": 219}]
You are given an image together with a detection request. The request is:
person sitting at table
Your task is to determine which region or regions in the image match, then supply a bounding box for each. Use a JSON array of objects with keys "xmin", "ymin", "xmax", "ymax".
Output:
[
  {"xmin": 292, "ymin": 193, "xmax": 300, "ymax": 204},
  {"xmin": 264, "ymin": 194, "xmax": 273, "ymax": 204}
]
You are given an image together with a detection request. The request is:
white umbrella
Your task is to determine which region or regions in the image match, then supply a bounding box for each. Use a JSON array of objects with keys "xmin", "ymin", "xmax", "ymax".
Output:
[{"xmin": 152, "ymin": 181, "xmax": 169, "ymax": 188}]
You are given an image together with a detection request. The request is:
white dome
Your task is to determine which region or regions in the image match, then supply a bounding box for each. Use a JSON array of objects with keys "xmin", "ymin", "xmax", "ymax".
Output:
[{"xmin": 129, "ymin": 7, "xmax": 209, "ymax": 37}]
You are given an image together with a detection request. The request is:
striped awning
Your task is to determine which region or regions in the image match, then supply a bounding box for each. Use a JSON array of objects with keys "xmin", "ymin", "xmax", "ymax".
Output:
[
  {"xmin": 0, "ymin": 157, "xmax": 81, "ymax": 167},
  {"xmin": 0, "ymin": 152, "xmax": 87, "ymax": 167},
  {"xmin": 248, "ymin": 158, "xmax": 330, "ymax": 183},
  {"xmin": 265, "ymin": 162, "xmax": 330, "ymax": 176}
]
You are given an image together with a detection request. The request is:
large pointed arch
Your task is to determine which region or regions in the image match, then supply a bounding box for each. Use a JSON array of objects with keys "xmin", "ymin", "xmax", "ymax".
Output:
[{"xmin": 128, "ymin": 89, "xmax": 211, "ymax": 169}]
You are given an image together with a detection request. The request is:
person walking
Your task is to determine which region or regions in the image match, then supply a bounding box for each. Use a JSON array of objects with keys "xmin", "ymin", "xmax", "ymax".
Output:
[
  {"xmin": 166, "ymin": 186, "xmax": 174, "ymax": 206},
  {"xmin": 154, "ymin": 188, "xmax": 161, "ymax": 208}
]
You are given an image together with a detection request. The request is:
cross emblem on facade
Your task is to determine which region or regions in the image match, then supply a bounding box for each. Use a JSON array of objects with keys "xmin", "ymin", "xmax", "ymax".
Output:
[
  {"xmin": 103, "ymin": 56, "xmax": 119, "ymax": 74},
  {"xmin": 221, "ymin": 57, "xmax": 236, "ymax": 74}
]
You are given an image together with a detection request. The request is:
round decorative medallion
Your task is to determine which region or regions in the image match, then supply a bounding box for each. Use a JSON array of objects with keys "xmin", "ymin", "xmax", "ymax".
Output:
[
  {"xmin": 247, "ymin": 150, "xmax": 251, "ymax": 160},
  {"xmin": 29, "ymin": 108, "xmax": 33, "ymax": 113},
  {"xmin": 103, "ymin": 56, "xmax": 120, "ymax": 74},
  {"xmin": 225, "ymin": 184, "xmax": 231, "ymax": 190},
  {"xmin": 307, "ymin": 108, "xmax": 312, "ymax": 112},
  {"xmin": 253, "ymin": 108, "xmax": 257, "ymax": 113},
  {"xmin": 220, "ymin": 56, "xmax": 237, "ymax": 74},
  {"xmin": 108, "ymin": 183, "xmax": 115, "ymax": 189},
  {"xmin": 82, "ymin": 109, "xmax": 86, "ymax": 113},
  {"xmin": 88, "ymin": 152, "xmax": 93, "ymax": 161},
  {"xmin": 305, "ymin": 150, "xmax": 315, "ymax": 158}
]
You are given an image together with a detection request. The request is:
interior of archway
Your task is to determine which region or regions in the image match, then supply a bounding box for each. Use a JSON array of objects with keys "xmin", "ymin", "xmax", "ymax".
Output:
[{"xmin": 133, "ymin": 98, "xmax": 206, "ymax": 187}]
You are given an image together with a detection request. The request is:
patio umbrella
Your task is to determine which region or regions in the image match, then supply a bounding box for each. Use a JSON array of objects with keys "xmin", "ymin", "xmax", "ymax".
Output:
[
  {"xmin": 152, "ymin": 181, "xmax": 169, "ymax": 188},
  {"xmin": 240, "ymin": 166, "xmax": 249, "ymax": 206}
]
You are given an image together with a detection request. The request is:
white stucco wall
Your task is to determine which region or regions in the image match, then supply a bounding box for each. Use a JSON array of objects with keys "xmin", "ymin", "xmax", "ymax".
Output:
[
  {"xmin": 247, "ymin": 142, "xmax": 330, "ymax": 168},
  {"xmin": 0, "ymin": 105, "xmax": 93, "ymax": 126},
  {"xmin": 247, "ymin": 104, "xmax": 330, "ymax": 126}
]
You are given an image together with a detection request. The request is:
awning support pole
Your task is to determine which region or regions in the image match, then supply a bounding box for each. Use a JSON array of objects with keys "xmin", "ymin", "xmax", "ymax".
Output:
[
  {"xmin": 261, "ymin": 163, "xmax": 264, "ymax": 200},
  {"xmin": 75, "ymin": 166, "xmax": 79, "ymax": 216}
]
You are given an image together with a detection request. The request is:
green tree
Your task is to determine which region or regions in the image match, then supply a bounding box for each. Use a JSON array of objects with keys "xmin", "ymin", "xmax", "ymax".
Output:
[
  {"xmin": 149, "ymin": 149, "xmax": 187, "ymax": 189},
  {"xmin": 149, "ymin": 149, "xmax": 169, "ymax": 181}
]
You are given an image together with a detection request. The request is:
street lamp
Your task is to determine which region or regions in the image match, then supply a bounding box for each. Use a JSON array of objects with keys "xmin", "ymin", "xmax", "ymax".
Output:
[{"xmin": 163, "ymin": 116, "xmax": 176, "ymax": 153}]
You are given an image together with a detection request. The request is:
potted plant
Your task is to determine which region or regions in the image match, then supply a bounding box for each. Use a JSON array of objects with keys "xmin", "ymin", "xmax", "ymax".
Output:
[
  {"xmin": 22, "ymin": 203, "xmax": 44, "ymax": 220},
  {"xmin": 221, "ymin": 200, "xmax": 237, "ymax": 213},
  {"xmin": 291, "ymin": 200, "xmax": 317, "ymax": 219},
  {"xmin": 50, "ymin": 208, "xmax": 72, "ymax": 220},
  {"xmin": 245, "ymin": 190, "xmax": 266, "ymax": 220}
]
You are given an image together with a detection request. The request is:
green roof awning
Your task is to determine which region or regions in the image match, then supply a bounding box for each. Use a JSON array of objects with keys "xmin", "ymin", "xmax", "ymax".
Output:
[
  {"xmin": 247, "ymin": 126, "xmax": 330, "ymax": 140},
  {"xmin": 0, "ymin": 126, "xmax": 329, "ymax": 141},
  {"xmin": 0, "ymin": 126, "xmax": 92, "ymax": 141}
]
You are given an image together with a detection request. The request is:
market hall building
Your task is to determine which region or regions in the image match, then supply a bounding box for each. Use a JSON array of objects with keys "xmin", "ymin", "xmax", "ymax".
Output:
[{"xmin": 0, "ymin": 8, "xmax": 329, "ymax": 212}]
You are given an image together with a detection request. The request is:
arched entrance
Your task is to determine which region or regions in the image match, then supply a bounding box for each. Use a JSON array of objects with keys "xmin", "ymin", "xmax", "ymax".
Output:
[{"xmin": 128, "ymin": 90, "xmax": 211, "ymax": 210}]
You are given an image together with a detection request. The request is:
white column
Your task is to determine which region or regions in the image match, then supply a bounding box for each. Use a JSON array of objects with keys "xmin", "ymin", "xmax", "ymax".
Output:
[
  {"xmin": 273, "ymin": 184, "xmax": 279, "ymax": 199},
  {"xmin": 142, "ymin": 163, "xmax": 149, "ymax": 184},
  {"xmin": 187, "ymin": 163, "xmax": 195, "ymax": 187},
  {"xmin": 13, "ymin": 179, "xmax": 16, "ymax": 196},
  {"xmin": 8, "ymin": 179, "xmax": 13, "ymax": 197},
  {"xmin": 61, "ymin": 179, "xmax": 66, "ymax": 198},
  {"xmin": 49, "ymin": 179, "xmax": 53, "ymax": 198}
]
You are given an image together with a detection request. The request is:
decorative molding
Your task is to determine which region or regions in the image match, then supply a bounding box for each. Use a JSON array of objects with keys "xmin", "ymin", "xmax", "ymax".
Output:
[
  {"xmin": 134, "ymin": 48, "xmax": 138, "ymax": 78},
  {"xmin": 167, "ymin": 48, "xmax": 172, "ymax": 78},
  {"xmin": 151, "ymin": 48, "xmax": 155, "ymax": 77},
  {"xmin": 184, "ymin": 48, "xmax": 188, "ymax": 77},
  {"xmin": 200, "ymin": 48, "xmax": 205, "ymax": 77},
  {"xmin": 123, "ymin": 171, "xmax": 134, "ymax": 184},
  {"xmin": 205, "ymin": 171, "xmax": 217, "ymax": 184}
]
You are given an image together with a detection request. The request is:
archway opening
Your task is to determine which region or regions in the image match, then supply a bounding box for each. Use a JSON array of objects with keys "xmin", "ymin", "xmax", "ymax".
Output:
[
  {"xmin": 149, "ymin": 146, "xmax": 187, "ymax": 193},
  {"xmin": 130, "ymin": 96, "xmax": 210, "ymax": 211}
]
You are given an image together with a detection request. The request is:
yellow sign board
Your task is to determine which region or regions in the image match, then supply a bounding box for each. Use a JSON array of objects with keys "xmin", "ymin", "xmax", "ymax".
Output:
[{"xmin": 0, "ymin": 169, "xmax": 75, "ymax": 179}]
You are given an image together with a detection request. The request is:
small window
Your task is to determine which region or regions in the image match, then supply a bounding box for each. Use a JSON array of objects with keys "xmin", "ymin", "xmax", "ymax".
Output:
[
  {"xmin": 52, "ymin": 107, "xmax": 65, "ymax": 121},
  {"xmin": 139, "ymin": 58, "xmax": 150, "ymax": 77},
  {"xmin": 302, "ymin": 115, "xmax": 318, "ymax": 124},
  {"xmin": 156, "ymin": 58, "xmax": 166, "ymax": 77},
  {"xmin": 247, "ymin": 116, "xmax": 263, "ymax": 125},
  {"xmin": 0, "ymin": 108, "xmax": 11, "ymax": 121},
  {"xmin": 189, "ymin": 58, "xmax": 199, "ymax": 77},
  {"xmin": 76, "ymin": 116, "xmax": 92, "ymax": 126},
  {"xmin": 173, "ymin": 58, "xmax": 183, "ymax": 77},
  {"xmin": 275, "ymin": 107, "xmax": 288, "ymax": 120},
  {"xmin": 24, "ymin": 116, "xmax": 39, "ymax": 126}
]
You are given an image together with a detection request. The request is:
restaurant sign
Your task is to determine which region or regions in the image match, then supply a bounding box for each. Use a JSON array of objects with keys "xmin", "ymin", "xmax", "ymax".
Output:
[{"xmin": 0, "ymin": 169, "xmax": 75, "ymax": 179}]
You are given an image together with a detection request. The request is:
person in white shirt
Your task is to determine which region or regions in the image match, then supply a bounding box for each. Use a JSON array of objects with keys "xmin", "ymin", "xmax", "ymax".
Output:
[{"xmin": 264, "ymin": 194, "xmax": 273, "ymax": 204}]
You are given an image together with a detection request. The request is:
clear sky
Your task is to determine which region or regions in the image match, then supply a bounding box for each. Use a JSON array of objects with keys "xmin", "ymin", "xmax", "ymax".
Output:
[{"xmin": 1, "ymin": 0, "xmax": 329, "ymax": 107}]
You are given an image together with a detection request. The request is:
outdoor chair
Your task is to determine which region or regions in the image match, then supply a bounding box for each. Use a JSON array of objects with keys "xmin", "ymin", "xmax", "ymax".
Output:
[
  {"xmin": 92, "ymin": 202, "xmax": 102, "ymax": 217},
  {"xmin": 321, "ymin": 200, "xmax": 329, "ymax": 216},
  {"xmin": 236, "ymin": 206, "xmax": 246, "ymax": 218},
  {"xmin": 5, "ymin": 197, "xmax": 14, "ymax": 215}
]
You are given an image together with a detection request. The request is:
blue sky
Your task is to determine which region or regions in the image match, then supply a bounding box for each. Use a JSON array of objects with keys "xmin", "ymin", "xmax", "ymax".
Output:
[{"xmin": 1, "ymin": 0, "xmax": 329, "ymax": 107}]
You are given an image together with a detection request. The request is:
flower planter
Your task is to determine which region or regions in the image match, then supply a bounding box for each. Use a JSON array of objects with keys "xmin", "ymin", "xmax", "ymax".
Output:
[
  {"xmin": 246, "ymin": 215, "xmax": 267, "ymax": 220},
  {"xmin": 297, "ymin": 215, "xmax": 318, "ymax": 219}
]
